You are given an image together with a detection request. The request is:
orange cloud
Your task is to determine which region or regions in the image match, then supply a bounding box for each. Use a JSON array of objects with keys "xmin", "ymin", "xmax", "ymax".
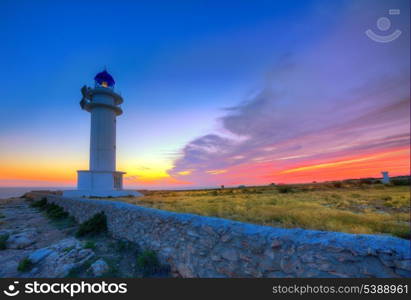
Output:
[
  {"xmin": 178, "ymin": 170, "xmax": 192, "ymax": 176},
  {"xmin": 206, "ymin": 169, "xmax": 228, "ymax": 175},
  {"xmin": 124, "ymin": 174, "xmax": 191, "ymax": 188},
  {"xmin": 272, "ymin": 147, "xmax": 410, "ymax": 183}
]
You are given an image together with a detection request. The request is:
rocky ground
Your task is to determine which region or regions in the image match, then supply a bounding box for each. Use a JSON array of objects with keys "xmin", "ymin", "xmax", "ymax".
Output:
[{"xmin": 0, "ymin": 197, "xmax": 170, "ymax": 278}]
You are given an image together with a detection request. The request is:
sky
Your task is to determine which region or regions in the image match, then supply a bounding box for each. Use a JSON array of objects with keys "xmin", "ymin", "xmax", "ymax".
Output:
[{"xmin": 0, "ymin": 0, "xmax": 409, "ymax": 188}]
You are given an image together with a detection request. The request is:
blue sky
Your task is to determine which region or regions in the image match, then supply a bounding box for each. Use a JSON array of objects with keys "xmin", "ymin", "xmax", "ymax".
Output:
[{"xmin": 0, "ymin": 0, "xmax": 409, "ymax": 187}]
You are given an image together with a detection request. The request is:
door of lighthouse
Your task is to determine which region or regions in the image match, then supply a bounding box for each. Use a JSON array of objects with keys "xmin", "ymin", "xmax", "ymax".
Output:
[{"xmin": 113, "ymin": 173, "xmax": 122, "ymax": 189}]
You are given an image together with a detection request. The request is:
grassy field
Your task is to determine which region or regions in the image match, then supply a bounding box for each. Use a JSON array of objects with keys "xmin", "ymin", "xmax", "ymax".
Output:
[{"xmin": 106, "ymin": 181, "xmax": 410, "ymax": 239}]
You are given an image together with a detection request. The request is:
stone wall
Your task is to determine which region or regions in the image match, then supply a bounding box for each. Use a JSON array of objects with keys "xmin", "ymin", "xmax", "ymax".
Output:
[{"xmin": 30, "ymin": 193, "xmax": 410, "ymax": 278}]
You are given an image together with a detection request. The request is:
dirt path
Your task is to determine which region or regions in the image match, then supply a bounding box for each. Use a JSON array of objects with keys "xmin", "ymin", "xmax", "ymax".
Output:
[
  {"xmin": 0, "ymin": 197, "xmax": 71, "ymax": 277},
  {"xmin": 0, "ymin": 197, "xmax": 170, "ymax": 278}
]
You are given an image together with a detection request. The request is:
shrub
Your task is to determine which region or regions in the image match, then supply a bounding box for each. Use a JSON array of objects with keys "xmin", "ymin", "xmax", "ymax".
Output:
[
  {"xmin": 391, "ymin": 228, "xmax": 410, "ymax": 239},
  {"xmin": 66, "ymin": 257, "xmax": 96, "ymax": 278},
  {"xmin": 359, "ymin": 179, "xmax": 373, "ymax": 185},
  {"xmin": 136, "ymin": 250, "xmax": 160, "ymax": 275},
  {"xmin": 17, "ymin": 258, "xmax": 33, "ymax": 272},
  {"xmin": 332, "ymin": 182, "xmax": 343, "ymax": 188},
  {"xmin": 277, "ymin": 185, "xmax": 293, "ymax": 193},
  {"xmin": 76, "ymin": 212, "xmax": 107, "ymax": 237},
  {"xmin": 391, "ymin": 178, "xmax": 410, "ymax": 186},
  {"xmin": 31, "ymin": 198, "xmax": 74, "ymax": 228},
  {"xmin": 114, "ymin": 240, "xmax": 133, "ymax": 252},
  {"xmin": 45, "ymin": 203, "xmax": 68, "ymax": 219},
  {"xmin": 0, "ymin": 233, "xmax": 9, "ymax": 250},
  {"xmin": 62, "ymin": 246, "xmax": 75, "ymax": 253},
  {"xmin": 30, "ymin": 197, "xmax": 48, "ymax": 209},
  {"xmin": 83, "ymin": 241, "xmax": 96, "ymax": 250}
]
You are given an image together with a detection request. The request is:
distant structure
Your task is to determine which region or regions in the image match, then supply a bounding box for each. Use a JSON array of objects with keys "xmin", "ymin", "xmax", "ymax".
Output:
[
  {"xmin": 381, "ymin": 171, "xmax": 390, "ymax": 184},
  {"xmin": 63, "ymin": 70, "xmax": 141, "ymax": 197}
]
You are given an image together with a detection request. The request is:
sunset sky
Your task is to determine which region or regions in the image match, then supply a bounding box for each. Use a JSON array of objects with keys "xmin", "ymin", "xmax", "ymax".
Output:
[{"xmin": 0, "ymin": 0, "xmax": 409, "ymax": 188}]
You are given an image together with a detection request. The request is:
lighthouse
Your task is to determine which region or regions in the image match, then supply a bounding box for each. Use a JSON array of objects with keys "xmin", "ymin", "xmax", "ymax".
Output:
[{"xmin": 63, "ymin": 70, "xmax": 141, "ymax": 197}]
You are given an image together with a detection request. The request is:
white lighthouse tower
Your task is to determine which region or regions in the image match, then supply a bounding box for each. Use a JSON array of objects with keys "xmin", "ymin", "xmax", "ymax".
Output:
[{"xmin": 63, "ymin": 70, "xmax": 141, "ymax": 197}]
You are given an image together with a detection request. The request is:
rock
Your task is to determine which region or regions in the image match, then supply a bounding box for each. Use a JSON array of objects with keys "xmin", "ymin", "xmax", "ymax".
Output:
[
  {"xmin": 52, "ymin": 238, "xmax": 77, "ymax": 251},
  {"xmin": 211, "ymin": 254, "xmax": 221, "ymax": 262},
  {"xmin": 243, "ymin": 263, "xmax": 263, "ymax": 277},
  {"xmin": 265, "ymin": 271, "xmax": 288, "ymax": 278},
  {"xmin": 28, "ymin": 267, "xmax": 40, "ymax": 276},
  {"xmin": 201, "ymin": 225, "xmax": 218, "ymax": 236},
  {"xmin": 360, "ymin": 257, "xmax": 397, "ymax": 278},
  {"xmin": 299, "ymin": 268, "xmax": 324, "ymax": 278},
  {"xmin": 28, "ymin": 248, "xmax": 54, "ymax": 263},
  {"xmin": 0, "ymin": 229, "xmax": 12, "ymax": 236},
  {"xmin": 221, "ymin": 248, "xmax": 238, "ymax": 261},
  {"xmin": 33, "ymin": 238, "xmax": 95, "ymax": 277},
  {"xmin": 221, "ymin": 234, "xmax": 231, "ymax": 242},
  {"xmin": 259, "ymin": 256, "xmax": 281, "ymax": 272},
  {"xmin": 7, "ymin": 230, "xmax": 37, "ymax": 249},
  {"xmin": 160, "ymin": 247, "xmax": 173, "ymax": 258},
  {"xmin": 90, "ymin": 259, "xmax": 109, "ymax": 276},
  {"xmin": 76, "ymin": 249, "xmax": 94, "ymax": 262},
  {"xmin": 271, "ymin": 239, "xmax": 282, "ymax": 249},
  {"xmin": 395, "ymin": 268, "xmax": 411, "ymax": 277},
  {"xmin": 176, "ymin": 263, "xmax": 194, "ymax": 277},
  {"xmin": 198, "ymin": 238, "xmax": 215, "ymax": 249},
  {"xmin": 326, "ymin": 245, "xmax": 345, "ymax": 253},
  {"xmin": 280, "ymin": 256, "xmax": 303, "ymax": 275},
  {"xmin": 300, "ymin": 252, "xmax": 316, "ymax": 263},
  {"xmin": 187, "ymin": 230, "xmax": 200, "ymax": 238},
  {"xmin": 394, "ymin": 260, "xmax": 411, "ymax": 272},
  {"xmin": 58, "ymin": 263, "xmax": 76, "ymax": 277},
  {"xmin": 335, "ymin": 252, "xmax": 361, "ymax": 263},
  {"xmin": 239, "ymin": 253, "xmax": 252, "ymax": 262}
]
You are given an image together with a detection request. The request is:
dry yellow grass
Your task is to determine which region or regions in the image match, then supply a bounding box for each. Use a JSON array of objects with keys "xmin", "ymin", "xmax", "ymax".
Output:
[{"xmin": 107, "ymin": 183, "xmax": 410, "ymax": 238}]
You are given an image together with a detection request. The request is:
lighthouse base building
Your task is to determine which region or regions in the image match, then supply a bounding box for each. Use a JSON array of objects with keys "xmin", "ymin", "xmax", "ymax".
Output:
[
  {"xmin": 63, "ymin": 70, "xmax": 142, "ymax": 198},
  {"xmin": 63, "ymin": 170, "xmax": 141, "ymax": 198}
]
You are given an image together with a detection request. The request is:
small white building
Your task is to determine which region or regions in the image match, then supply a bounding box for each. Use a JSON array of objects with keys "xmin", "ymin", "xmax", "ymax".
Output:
[
  {"xmin": 381, "ymin": 171, "xmax": 390, "ymax": 184},
  {"xmin": 63, "ymin": 70, "xmax": 141, "ymax": 197}
]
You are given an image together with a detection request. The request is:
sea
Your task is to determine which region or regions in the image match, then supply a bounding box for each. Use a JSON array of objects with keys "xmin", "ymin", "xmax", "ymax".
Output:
[
  {"xmin": 0, "ymin": 186, "xmax": 222, "ymax": 199},
  {"xmin": 0, "ymin": 187, "xmax": 74, "ymax": 199}
]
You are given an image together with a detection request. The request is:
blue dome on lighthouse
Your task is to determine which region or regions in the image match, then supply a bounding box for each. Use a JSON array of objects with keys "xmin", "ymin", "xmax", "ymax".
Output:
[{"xmin": 94, "ymin": 70, "xmax": 115, "ymax": 87}]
